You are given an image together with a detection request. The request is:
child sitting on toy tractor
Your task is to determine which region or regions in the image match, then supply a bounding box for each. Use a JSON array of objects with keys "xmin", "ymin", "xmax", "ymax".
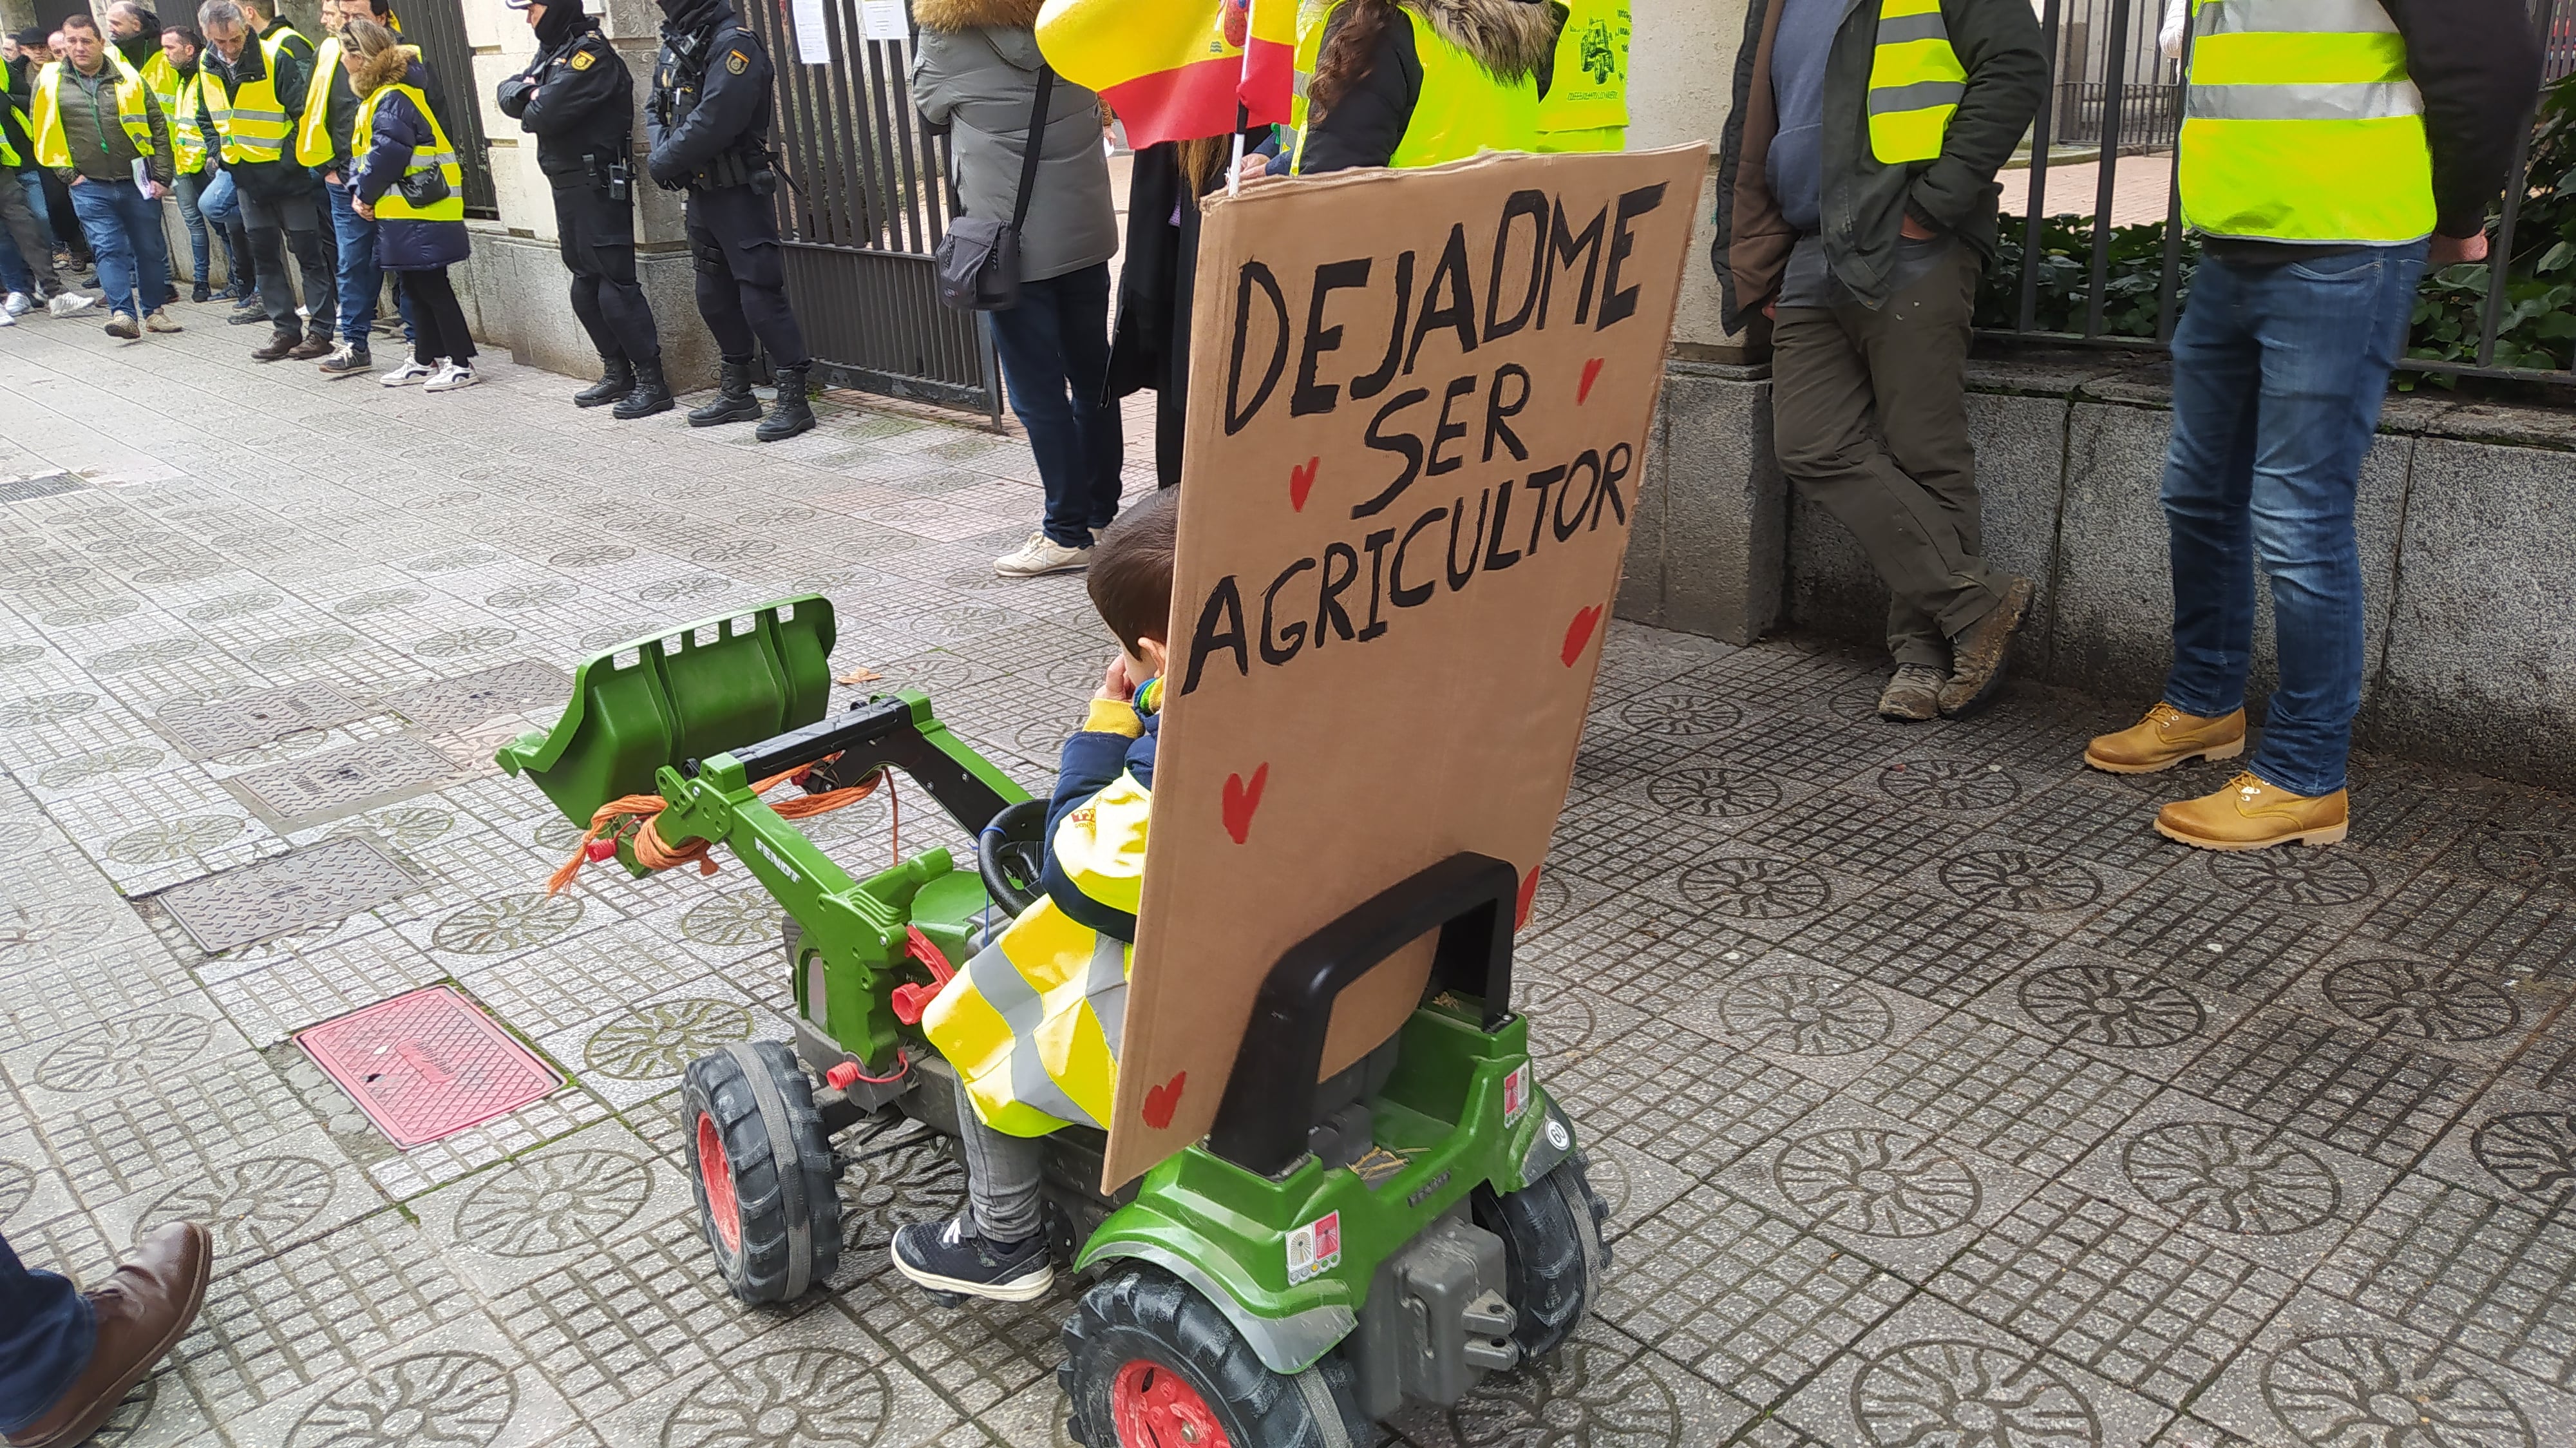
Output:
[{"xmin": 894, "ymin": 491, "xmax": 1177, "ymax": 1303}]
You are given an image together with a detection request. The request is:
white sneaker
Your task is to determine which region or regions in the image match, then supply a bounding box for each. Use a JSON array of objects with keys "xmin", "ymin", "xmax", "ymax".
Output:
[
  {"xmin": 47, "ymin": 292, "xmax": 93, "ymax": 317},
  {"xmin": 144, "ymin": 307, "xmax": 182, "ymax": 334},
  {"xmin": 992, "ymin": 530, "xmax": 1090, "ymax": 578},
  {"xmin": 379, "ymin": 356, "xmax": 437, "ymax": 387},
  {"xmin": 424, "ymin": 361, "xmax": 478, "ymax": 393},
  {"xmin": 3, "ymin": 292, "xmax": 28, "ymax": 318},
  {"xmin": 0, "ymin": 308, "xmax": 14, "ymax": 327}
]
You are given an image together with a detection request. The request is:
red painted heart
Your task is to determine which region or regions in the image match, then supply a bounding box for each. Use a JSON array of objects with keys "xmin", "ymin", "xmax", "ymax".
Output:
[
  {"xmin": 1142, "ymin": 1071, "xmax": 1186, "ymax": 1130},
  {"xmin": 1222, "ymin": 763, "xmax": 1269, "ymax": 844},
  {"xmin": 1560, "ymin": 605, "xmax": 1604, "ymax": 667},
  {"xmin": 1516, "ymin": 865, "xmax": 1543, "ymax": 930},
  {"xmin": 1289, "ymin": 457, "xmax": 1319, "ymax": 511},
  {"xmin": 1578, "ymin": 357, "xmax": 1605, "ymax": 404}
]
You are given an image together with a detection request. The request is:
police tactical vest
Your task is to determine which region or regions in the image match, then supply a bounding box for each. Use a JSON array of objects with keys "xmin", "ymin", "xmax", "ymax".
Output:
[
  {"xmin": 355, "ymin": 79, "xmax": 464, "ymax": 221},
  {"xmin": 2177, "ymin": 0, "xmax": 2432, "ymax": 244},
  {"xmin": 296, "ymin": 35, "xmax": 345, "ymax": 167},
  {"xmin": 1867, "ymin": 0, "xmax": 1965, "ymax": 164},
  {"xmin": 201, "ymin": 30, "xmax": 296, "ymax": 163},
  {"xmin": 1534, "ymin": 0, "xmax": 1627, "ymax": 153},
  {"xmin": 30, "ymin": 53, "xmax": 159, "ymax": 171}
]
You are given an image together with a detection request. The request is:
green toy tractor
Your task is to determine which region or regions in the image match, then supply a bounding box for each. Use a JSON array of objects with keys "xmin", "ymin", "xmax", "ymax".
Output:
[{"xmin": 497, "ymin": 596, "xmax": 1609, "ymax": 1445}]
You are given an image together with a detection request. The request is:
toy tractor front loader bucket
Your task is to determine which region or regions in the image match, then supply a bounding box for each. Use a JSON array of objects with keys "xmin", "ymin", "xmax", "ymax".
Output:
[{"xmin": 493, "ymin": 596, "xmax": 838, "ymax": 828}]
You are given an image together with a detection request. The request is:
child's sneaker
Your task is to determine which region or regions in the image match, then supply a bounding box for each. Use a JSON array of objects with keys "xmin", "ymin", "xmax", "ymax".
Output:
[{"xmin": 890, "ymin": 1215, "xmax": 1052, "ymax": 1302}]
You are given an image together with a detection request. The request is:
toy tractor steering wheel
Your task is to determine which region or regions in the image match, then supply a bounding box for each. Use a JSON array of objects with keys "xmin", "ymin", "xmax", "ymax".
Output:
[{"xmin": 978, "ymin": 799, "xmax": 1049, "ymax": 920}]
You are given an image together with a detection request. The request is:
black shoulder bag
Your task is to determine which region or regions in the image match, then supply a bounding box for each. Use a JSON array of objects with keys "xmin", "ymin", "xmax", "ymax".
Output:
[{"xmin": 934, "ymin": 64, "xmax": 1055, "ymax": 312}]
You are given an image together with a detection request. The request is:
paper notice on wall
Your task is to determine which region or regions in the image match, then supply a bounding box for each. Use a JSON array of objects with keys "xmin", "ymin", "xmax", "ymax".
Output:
[
  {"xmin": 861, "ymin": 0, "xmax": 907, "ymax": 41},
  {"xmin": 791, "ymin": 0, "xmax": 832, "ymax": 63}
]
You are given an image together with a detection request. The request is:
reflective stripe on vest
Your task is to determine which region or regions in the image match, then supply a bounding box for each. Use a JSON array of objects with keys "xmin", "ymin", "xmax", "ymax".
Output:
[
  {"xmin": 1535, "ymin": 0, "xmax": 1627, "ymax": 148},
  {"xmin": 1867, "ymin": 0, "xmax": 1964, "ymax": 164},
  {"xmin": 0, "ymin": 99, "xmax": 24, "ymax": 169},
  {"xmin": 354, "ymin": 81, "xmax": 464, "ymax": 222},
  {"xmin": 204, "ymin": 32, "xmax": 294, "ymax": 163},
  {"xmin": 140, "ymin": 52, "xmax": 206, "ymax": 171},
  {"xmin": 927, "ymin": 906, "xmax": 1131, "ymax": 1138},
  {"xmin": 2178, "ymin": 0, "xmax": 2431, "ymax": 243},
  {"xmin": 295, "ymin": 35, "xmax": 343, "ymax": 167},
  {"xmin": 30, "ymin": 54, "xmax": 158, "ymax": 171}
]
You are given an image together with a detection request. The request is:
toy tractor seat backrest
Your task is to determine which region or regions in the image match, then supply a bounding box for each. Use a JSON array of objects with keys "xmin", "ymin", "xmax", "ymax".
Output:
[
  {"xmin": 1208, "ymin": 853, "xmax": 1519, "ymax": 1179},
  {"xmin": 494, "ymin": 598, "xmax": 837, "ymax": 826}
]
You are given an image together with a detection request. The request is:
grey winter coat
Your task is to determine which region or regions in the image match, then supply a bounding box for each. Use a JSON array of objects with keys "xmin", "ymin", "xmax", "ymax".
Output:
[{"xmin": 909, "ymin": 0, "xmax": 1116, "ymax": 285}]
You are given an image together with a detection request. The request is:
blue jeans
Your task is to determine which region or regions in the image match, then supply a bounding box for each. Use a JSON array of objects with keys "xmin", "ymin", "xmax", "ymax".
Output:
[
  {"xmin": 2159, "ymin": 241, "xmax": 2427, "ymax": 797},
  {"xmin": 66, "ymin": 178, "xmax": 171, "ymax": 318},
  {"xmin": 173, "ymin": 167, "xmax": 214, "ymax": 290},
  {"xmin": 0, "ymin": 1231, "xmax": 93, "ymax": 1436},
  {"xmin": 986, "ymin": 262, "xmax": 1124, "ymax": 548},
  {"xmin": 325, "ymin": 179, "xmax": 379, "ymax": 343}
]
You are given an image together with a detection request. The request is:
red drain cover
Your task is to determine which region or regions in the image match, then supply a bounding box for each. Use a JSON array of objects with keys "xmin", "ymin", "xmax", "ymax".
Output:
[{"xmin": 296, "ymin": 986, "xmax": 562, "ymax": 1147}]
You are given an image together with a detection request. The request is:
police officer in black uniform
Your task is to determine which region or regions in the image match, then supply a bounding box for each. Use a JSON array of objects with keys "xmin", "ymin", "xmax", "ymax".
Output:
[
  {"xmin": 500, "ymin": 0, "xmax": 672, "ymax": 417},
  {"xmin": 645, "ymin": 0, "xmax": 814, "ymax": 441}
]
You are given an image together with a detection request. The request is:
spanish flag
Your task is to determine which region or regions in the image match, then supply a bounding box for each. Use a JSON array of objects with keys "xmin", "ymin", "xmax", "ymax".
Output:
[{"xmin": 1035, "ymin": 0, "xmax": 1295, "ymax": 148}]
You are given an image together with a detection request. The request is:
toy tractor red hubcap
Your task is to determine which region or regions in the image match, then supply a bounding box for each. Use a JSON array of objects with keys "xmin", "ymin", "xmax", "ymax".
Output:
[
  {"xmin": 1110, "ymin": 1359, "xmax": 1229, "ymax": 1448},
  {"xmin": 696, "ymin": 1111, "xmax": 742, "ymax": 1255}
]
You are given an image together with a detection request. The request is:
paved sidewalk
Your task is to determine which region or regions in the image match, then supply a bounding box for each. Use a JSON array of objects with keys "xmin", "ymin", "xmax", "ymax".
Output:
[{"xmin": 5, "ymin": 312, "xmax": 2576, "ymax": 1448}]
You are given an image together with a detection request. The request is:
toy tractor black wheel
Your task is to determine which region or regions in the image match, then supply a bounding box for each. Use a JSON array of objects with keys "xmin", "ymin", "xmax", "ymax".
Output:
[
  {"xmin": 1473, "ymin": 1152, "xmax": 1611, "ymax": 1360},
  {"xmin": 681, "ymin": 1040, "xmax": 843, "ymax": 1304},
  {"xmin": 1061, "ymin": 1264, "xmax": 1365, "ymax": 1448}
]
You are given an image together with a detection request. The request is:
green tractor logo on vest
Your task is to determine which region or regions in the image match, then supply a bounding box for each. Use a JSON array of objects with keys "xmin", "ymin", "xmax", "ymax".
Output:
[{"xmin": 1578, "ymin": 17, "xmax": 1623, "ymax": 86}]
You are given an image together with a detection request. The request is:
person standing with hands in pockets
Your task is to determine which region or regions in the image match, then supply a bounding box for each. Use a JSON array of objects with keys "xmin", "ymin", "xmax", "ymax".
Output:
[{"xmin": 29, "ymin": 13, "xmax": 178, "ymax": 339}]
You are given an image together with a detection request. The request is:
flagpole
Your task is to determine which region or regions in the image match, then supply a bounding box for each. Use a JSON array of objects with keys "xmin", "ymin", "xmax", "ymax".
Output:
[{"xmin": 1227, "ymin": 0, "xmax": 1251, "ymax": 195}]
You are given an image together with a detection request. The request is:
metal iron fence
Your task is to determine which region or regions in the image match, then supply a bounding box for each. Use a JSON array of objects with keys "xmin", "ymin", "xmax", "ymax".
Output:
[
  {"xmin": 1984, "ymin": 0, "xmax": 2574, "ymax": 385},
  {"xmin": 399, "ymin": 0, "xmax": 498, "ymax": 218}
]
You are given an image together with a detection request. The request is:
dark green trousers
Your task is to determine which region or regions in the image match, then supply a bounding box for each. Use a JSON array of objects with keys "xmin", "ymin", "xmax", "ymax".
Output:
[{"xmin": 1771, "ymin": 240, "xmax": 2008, "ymax": 669}]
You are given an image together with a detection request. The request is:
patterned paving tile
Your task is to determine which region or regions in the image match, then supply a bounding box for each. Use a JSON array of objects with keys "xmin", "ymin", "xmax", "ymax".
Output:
[{"xmin": 1853, "ymin": 1013, "xmax": 2165, "ymax": 1177}]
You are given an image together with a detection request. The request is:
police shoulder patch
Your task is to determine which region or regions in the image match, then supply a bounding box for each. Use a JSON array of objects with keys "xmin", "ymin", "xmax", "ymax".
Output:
[
  {"xmin": 724, "ymin": 48, "xmax": 748, "ymax": 73},
  {"xmin": 569, "ymin": 50, "xmax": 595, "ymax": 70}
]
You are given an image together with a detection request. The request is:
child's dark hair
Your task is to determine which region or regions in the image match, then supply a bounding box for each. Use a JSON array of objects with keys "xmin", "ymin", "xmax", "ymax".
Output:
[{"xmin": 1086, "ymin": 490, "xmax": 1179, "ymax": 654}]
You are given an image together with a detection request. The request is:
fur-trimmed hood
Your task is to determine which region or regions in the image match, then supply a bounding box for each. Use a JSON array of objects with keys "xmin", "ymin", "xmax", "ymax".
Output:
[
  {"xmin": 911, "ymin": 0, "xmax": 1041, "ymax": 33},
  {"xmin": 1406, "ymin": 0, "xmax": 1557, "ymax": 82},
  {"xmin": 352, "ymin": 44, "xmax": 415, "ymax": 96}
]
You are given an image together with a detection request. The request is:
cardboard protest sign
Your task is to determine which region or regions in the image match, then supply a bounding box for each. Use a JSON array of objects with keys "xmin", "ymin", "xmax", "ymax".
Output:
[{"xmin": 1103, "ymin": 145, "xmax": 1703, "ymax": 1190}]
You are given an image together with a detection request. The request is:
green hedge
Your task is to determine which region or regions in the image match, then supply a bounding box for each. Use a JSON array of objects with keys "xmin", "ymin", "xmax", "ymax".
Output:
[{"xmin": 1978, "ymin": 71, "xmax": 2576, "ymax": 381}]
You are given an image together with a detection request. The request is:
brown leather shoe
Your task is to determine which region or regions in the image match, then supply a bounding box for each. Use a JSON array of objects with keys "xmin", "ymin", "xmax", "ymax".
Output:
[
  {"xmin": 1937, "ymin": 576, "xmax": 2034, "ymax": 718},
  {"xmin": 2154, "ymin": 770, "xmax": 2349, "ymax": 852},
  {"xmin": 3, "ymin": 1223, "xmax": 211, "ymax": 1448},
  {"xmin": 287, "ymin": 333, "xmax": 334, "ymax": 361},
  {"xmin": 2085, "ymin": 702, "xmax": 2248, "ymax": 774},
  {"xmin": 252, "ymin": 330, "xmax": 299, "ymax": 362}
]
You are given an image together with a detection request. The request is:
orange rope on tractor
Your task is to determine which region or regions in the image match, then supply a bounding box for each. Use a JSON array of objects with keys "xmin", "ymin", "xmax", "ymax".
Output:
[{"xmin": 545, "ymin": 758, "xmax": 884, "ymax": 896}]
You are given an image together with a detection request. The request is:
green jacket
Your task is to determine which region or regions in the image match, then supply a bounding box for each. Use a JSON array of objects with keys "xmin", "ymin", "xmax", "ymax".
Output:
[
  {"xmin": 1710, "ymin": 0, "xmax": 2041, "ymax": 330},
  {"xmin": 52, "ymin": 62, "xmax": 173, "ymax": 186}
]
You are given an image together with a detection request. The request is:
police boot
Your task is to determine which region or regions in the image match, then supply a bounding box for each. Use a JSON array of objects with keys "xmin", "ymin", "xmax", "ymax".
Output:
[
  {"xmin": 574, "ymin": 354, "xmax": 632, "ymax": 408},
  {"xmin": 614, "ymin": 357, "xmax": 675, "ymax": 420},
  {"xmin": 755, "ymin": 363, "xmax": 817, "ymax": 442},
  {"xmin": 688, "ymin": 357, "xmax": 763, "ymax": 428}
]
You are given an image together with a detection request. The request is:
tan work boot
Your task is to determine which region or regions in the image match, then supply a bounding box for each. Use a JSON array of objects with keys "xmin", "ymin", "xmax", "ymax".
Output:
[
  {"xmin": 1938, "ymin": 576, "xmax": 2034, "ymax": 718},
  {"xmin": 2155, "ymin": 770, "xmax": 2349, "ymax": 852},
  {"xmin": 2085, "ymin": 702, "xmax": 2246, "ymax": 774}
]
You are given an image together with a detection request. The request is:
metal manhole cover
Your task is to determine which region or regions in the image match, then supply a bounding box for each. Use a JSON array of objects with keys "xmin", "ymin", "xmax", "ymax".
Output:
[
  {"xmin": 225, "ymin": 736, "xmax": 459, "ymax": 830},
  {"xmin": 156, "ymin": 681, "xmax": 370, "ymax": 759},
  {"xmin": 155, "ymin": 837, "xmax": 419, "ymax": 953},
  {"xmin": 379, "ymin": 659, "xmax": 571, "ymax": 734},
  {"xmin": 296, "ymin": 986, "xmax": 563, "ymax": 1147},
  {"xmin": 0, "ymin": 473, "xmax": 84, "ymax": 502}
]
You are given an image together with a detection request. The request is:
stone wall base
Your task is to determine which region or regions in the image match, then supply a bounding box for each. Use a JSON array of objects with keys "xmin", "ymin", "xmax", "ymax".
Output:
[{"xmin": 1628, "ymin": 350, "xmax": 2576, "ymax": 791}]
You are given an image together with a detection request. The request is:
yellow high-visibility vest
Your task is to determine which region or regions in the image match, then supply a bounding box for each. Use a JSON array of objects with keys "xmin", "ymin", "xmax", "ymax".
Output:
[
  {"xmin": 925, "ymin": 771, "xmax": 1149, "ymax": 1136},
  {"xmin": 1281, "ymin": 0, "xmax": 1338, "ymax": 167},
  {"xmin": 1294, "ymin": 5, "xmax": 1539, "ymax": 173},
  {"xmin": 30, "ymin": 53, "xmax": 159, "ymax": 170},
  {"xmin": 2177, "ymin": 0, "xmax": 2432, "ymax": 244},
  {"xmin": 354, "ymin": 79, "xmax": 465, "ymax": 221},
  {"xmin": 1534, "ymin": 0, "xmax": 1627, "ymax": 153},
  {"xmin": 0, "ymin": 99, "xmax": 29, "ymax": 169},
  {"xmin": 140, "ymin": 52, "xmax": 207, "ymax": 171},
  {"xmin": 295, "ymin": 35, "xmax": 344, "ymax": 167},
  {"xmin": 199, "ymin": 30, "xmax": 296, "ymax": 163},
  {"xmin": 1866, "ymin": 0, "xmax": 1965, "ymax": 164}
]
